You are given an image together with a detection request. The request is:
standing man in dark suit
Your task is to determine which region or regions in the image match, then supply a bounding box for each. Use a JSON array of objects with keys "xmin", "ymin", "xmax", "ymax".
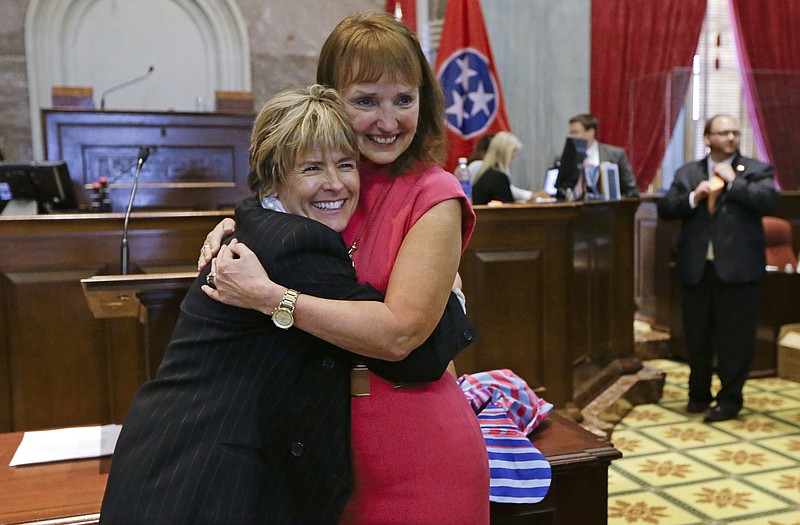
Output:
[
  {"xmin": 569, "ymin": 113, "xmax": 640, "ymax": 197},
  {"xmin": 658, "ymin": 114, "xmax": 779, "ymax": 422}
]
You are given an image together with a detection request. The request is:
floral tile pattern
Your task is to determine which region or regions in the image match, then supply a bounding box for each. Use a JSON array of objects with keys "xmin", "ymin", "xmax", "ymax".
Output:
[
  {"xmin": 613, "ymin": 451, "xmax": 722, "ymax": 487},
  {"xmin": 607, "ymin": 360, "xmax": 800, "ymax": 524},
  {"xmin": 608, "ymin": 492, "xmax": 700, "ymax": 525},
  {"xmin": 610, "ymin": 428, "xmax": 671, "ymax": 457},
  {"xmin": 664, "ymin": 479, "xmax": 787, "ymax": 520}
]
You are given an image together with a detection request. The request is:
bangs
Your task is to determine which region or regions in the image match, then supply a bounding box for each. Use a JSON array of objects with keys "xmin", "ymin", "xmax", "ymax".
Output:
[
  {"xmin": 336, "ymin": 32, "xmax": 423, "ymax": 88},
  {"xmin": 296, "ymin": 105, "xmax": 360, "ymax": 162},
  {"xmin": 299, "ymin": 131, "xmax": 360, "ymax": 165}
]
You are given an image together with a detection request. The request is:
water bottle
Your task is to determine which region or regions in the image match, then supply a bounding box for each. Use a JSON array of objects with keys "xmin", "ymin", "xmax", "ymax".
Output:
[{"xmin": 455, "ymin": 157, "xmax": 472, "ymax": 202}]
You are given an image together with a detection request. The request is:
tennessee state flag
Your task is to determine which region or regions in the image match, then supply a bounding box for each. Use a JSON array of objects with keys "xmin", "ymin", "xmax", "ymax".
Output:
[{"xmin": 435, "ymin": 0, "xmax": 511, "ymax": 171}]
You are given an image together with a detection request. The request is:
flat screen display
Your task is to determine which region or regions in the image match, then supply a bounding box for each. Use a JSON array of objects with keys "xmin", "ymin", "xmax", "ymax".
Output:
[
  {"xmin": 554, "ymin": 137, "xmax": 588, "ymax": 200},
  {"xmin": 0, "ymin": 161, "xmax": 79, "ymax": 214}
]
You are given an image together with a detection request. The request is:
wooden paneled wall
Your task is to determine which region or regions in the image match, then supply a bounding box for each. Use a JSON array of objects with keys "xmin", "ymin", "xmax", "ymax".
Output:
[
  {"xmin": 42, "ymin": 109, "xmax": 254, "ymax": 212},
  {"xmin": 456, "ymin": 199, "xmax": 641, "ymax": 410},
  {"xmin": 0, "ymin": 212, "xmax": 228, "ymax": 432},
  {"xmin": 1, "ymin": 199, "xmax": 641, "ymax": 432}
]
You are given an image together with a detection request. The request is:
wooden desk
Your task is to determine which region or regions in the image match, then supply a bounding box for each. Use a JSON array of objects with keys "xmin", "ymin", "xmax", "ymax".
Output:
[
  {"xmin": 492, "ymin": 413, "xmax": 622, "ymax": 525},
  {"xmin": 0, "ymin": 211, "xmax": 228, "ymax": 432},
  {"xmin": 457, "ymin": 200, "xmax": 642, "ymax": 411},
  {"xmin": 2, "ymin": 201, "xmax": 644, "ymax": 432},
  {"xmin": 0, "ymin": 431, "xmax": 107, "ymax": 525},
  {"xmin": 0, "ymin": 414, "xmax": 619, "ymax": 525}
]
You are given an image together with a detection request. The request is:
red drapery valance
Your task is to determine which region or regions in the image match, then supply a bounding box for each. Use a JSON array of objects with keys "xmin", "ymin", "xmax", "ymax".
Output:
[
  {"xmin": 591, "ymin": 0, "xmax": 706, "ymax": 190},
  {"xmin": 730, "ymin": 0, "xmax": 800, "ymax": 190}
]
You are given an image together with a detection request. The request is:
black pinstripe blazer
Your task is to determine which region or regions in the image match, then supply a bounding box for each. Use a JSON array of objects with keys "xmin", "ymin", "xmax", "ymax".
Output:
[{"xmin": 99, "ymin": 197, "xmax": 475, "ymax": 524}]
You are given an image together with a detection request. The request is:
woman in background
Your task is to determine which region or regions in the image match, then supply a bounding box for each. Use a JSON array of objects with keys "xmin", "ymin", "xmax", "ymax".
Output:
[
  {"xmin": 467, "ymin": 132, "xmax": 494, "ymax": 182},
  {"xmin": 472, "ymin": 131, "xmax": 531, "ymax": 204}
]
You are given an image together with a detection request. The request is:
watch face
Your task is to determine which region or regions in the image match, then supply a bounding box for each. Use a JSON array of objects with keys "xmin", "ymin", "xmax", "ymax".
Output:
[{"xmin": 273, "ymin": 308, "xmax": 294, "ymax": 329}]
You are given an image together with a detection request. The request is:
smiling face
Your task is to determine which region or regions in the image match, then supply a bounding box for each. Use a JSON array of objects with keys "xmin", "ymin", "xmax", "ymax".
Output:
[
  {"xmin": 277, "ymin": 149, "xmax": 359, "ymax": 232},
  {"xmin": 341, "ymin": 78, "xmax": 420, "ymax": 166}
]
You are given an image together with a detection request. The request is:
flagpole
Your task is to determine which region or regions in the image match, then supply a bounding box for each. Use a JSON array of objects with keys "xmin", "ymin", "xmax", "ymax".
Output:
[{"xmin": 417, "ymin": 0, "xmax": 432, "ymax": 62}]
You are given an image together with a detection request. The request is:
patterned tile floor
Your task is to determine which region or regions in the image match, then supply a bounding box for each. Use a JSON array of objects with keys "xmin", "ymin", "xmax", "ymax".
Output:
[{"xmin": 608, "ymin": 359, "xmax": 800, "ymax": 524}]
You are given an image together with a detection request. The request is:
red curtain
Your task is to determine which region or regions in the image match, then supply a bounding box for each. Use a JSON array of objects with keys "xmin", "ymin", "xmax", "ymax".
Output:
[
  {"xmin": 386, "ymin": 1, "xmax": 416, "ymax": 32},
  {"xmin": 591, "ymin": 0, "xmax": 706, "ymax": 190},
  {"xmin": 730, "ymin": 0, "xmax": 800, "ymax": 190}
]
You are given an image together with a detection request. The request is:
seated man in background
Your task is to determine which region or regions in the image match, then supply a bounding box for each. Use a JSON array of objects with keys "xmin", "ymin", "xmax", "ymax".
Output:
[{"xmin": 568, "ymin": 113, "xmax": 640, "ymax": 197}]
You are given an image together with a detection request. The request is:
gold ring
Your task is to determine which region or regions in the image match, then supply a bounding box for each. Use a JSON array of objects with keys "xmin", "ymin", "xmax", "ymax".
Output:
[
  {"xmin": 201, "ymin": 243, "xmax": 211, "ymax": 253},
  {"xmin": 206, "ymin": 272, "xmax": 216, "ymax": 287}
]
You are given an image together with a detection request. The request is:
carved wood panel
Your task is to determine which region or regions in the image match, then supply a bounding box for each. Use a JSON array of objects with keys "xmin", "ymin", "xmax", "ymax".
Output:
[
  {"xmin": 42, "ymin": 110, "xmax": 254, "ymax": 212},
  {"xmin": 0, "ymin": 212, "xmax": 229, "ymax": 432}
]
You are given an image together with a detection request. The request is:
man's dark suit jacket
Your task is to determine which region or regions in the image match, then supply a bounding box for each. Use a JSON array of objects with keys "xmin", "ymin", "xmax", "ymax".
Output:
[
  {"xmin": 100, "ymin": 197, "xmax": 475, "ymax": 525},
  {"xmin": 657, "ymin": 153, "xmax": 779, "ymax": 285},
  {"xmin": 598, "ymin": 143, "xmax": 640, "ymax": 197}
]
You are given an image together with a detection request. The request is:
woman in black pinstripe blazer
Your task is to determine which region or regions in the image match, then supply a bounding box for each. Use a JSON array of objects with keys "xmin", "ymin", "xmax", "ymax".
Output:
[{"xmin": 99, "ymin": 86, "xmax": 473, "ymax": 524}]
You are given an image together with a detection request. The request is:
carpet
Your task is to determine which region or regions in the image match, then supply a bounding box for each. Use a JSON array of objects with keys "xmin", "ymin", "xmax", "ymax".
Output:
[{"xmin": 608, "ymin": 359, "xmax": 800, "ymax": 524}]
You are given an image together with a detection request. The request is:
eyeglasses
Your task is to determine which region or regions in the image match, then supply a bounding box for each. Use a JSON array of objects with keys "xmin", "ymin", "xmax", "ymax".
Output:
[{"xmin": 710, "ymin": 130, "xmax": 741, "ymax": 137}]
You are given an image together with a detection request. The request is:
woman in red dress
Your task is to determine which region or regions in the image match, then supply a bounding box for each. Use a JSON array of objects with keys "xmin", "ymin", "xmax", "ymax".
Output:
[{"xmin": 202, "ymin": 12, "xmax": 489, "ymax": 524}]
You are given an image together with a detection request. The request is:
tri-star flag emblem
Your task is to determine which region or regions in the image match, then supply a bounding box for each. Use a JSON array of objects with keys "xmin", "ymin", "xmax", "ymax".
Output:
[{"xmin": 438, "ymin": 47, "xmax": 500, "ymax": 139}]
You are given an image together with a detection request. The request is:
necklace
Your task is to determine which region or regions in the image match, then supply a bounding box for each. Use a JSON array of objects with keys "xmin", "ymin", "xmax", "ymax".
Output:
[{"xmin": 348, "ymin": 179, "xmax": 390, "ymax": 258}]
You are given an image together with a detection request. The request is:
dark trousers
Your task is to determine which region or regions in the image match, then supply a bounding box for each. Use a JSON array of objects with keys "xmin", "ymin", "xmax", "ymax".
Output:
[{"xmin": 682, "ymin": 262, "xmax": 761, "ymax": 412}]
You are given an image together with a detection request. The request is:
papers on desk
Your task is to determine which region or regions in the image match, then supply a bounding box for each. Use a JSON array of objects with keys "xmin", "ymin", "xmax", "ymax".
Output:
[{"xmin": 9, "ymin": 424, "xmax": 121, "ymax": 467}]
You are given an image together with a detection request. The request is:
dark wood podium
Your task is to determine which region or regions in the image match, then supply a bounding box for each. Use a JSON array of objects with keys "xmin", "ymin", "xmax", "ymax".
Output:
[
  {"xmin": 81, "ymin": 272, "xmax": 197, "ymax": 383},
  {"xmin": 0, "ymin": 211, "xmax": 227, "ymax": 433},
  {"xmin": 82, "ymin": 272, "xmax": 196, "ymax": 320}
]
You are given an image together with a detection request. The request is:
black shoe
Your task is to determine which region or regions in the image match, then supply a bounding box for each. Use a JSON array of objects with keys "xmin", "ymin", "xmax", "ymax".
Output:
[
  {"xmin": 686, "ymin": 400, "xmax": 709, "ymax": 413},
  {"xmin": 704, "ymin": 406, "xmax": 739, "ymax": 423}
]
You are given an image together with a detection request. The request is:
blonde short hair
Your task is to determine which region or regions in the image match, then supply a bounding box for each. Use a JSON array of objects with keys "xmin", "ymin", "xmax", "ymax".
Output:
[
  {"xmin": 248, "ymin": 84, "xmax": 359, "ymax": 197},
  {"xmin": 476, "ymin": 131, "xmax": 522, "ymax": 180}
]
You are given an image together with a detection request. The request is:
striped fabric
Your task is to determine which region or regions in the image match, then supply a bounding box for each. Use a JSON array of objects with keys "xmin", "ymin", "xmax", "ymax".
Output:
[{"xmin": 458, "ymin": 369, "xmax": 553, "ymax": 504}]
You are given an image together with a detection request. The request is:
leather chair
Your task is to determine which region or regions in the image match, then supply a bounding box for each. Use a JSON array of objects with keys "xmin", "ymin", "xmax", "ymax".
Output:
[{"xmin": 763, "ymin": 216, "xmax": 797, "ymax": 269}]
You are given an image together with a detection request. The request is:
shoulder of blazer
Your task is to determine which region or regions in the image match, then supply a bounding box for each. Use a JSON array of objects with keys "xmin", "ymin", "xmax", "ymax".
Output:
[
  {"xmin": 599, "ymin": 142, "xmax": 624, "ymax": 158},
  {"xmin": 233, "ymin": 198, "xmax": 347, "ymax": 263},
  {"xmin": 683, "ymin": 157, "xmax": 707, "ymax": 175},
  {"xmin": 732, "ymin": 154, "xmax": 771, "ymax": 173}
]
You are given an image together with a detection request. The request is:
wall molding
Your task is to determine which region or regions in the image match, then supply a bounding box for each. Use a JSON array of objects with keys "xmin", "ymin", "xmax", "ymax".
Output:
[{"xmin": 25, "ymin": 0, "xmax": 251, "ymax": 158}]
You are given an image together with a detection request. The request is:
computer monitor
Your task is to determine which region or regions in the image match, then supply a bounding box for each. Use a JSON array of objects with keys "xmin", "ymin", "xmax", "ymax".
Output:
[
  {"xmin": 543, "ymin": 167, "xmax": 559, "ymax": 196},
  {"xmin": 0, "ymin": 161, "xmax": 79, "ymax": 214},
  {"xmin": 554, "ymin": 137, "xmax": 588, "ymax": 200}
]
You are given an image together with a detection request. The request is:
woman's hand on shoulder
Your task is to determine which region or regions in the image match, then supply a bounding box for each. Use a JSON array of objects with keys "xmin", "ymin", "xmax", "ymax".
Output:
[
  {"xmin": 202, "ymin": 239, "xmax": 281, "ymax": 315},
  {"xmin": 198, "ymin": 217, "xmax": 236, "ymax": 270}
]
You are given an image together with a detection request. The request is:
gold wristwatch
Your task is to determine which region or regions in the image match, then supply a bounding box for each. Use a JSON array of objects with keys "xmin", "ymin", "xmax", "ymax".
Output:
[{"xmin": 272, "ymin": 289, "xmax": 300, "ymax": 329}]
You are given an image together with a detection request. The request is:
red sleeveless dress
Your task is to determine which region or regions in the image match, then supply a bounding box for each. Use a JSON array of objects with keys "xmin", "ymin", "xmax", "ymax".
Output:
[{"xmin": 338, "ymin": 163, "xmax": 489, "ymax": 524}]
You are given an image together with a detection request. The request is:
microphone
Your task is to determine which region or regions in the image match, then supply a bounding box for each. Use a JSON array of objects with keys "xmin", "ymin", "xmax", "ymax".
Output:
[
  {"xmin": 100, "ymin": 66, "xmax": 155, "ymax": 110},
  {"xmin": 120, "ymin": 146, "xmax": 150, "ymax": 274}
]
